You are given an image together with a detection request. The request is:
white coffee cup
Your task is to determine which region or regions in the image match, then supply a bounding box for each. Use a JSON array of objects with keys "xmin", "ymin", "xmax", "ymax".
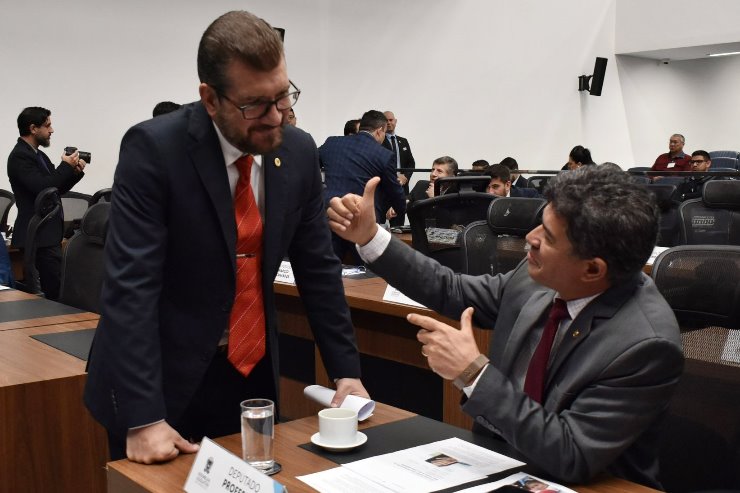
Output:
[{"xmin": 318, "ymin": 408, "xmax": 358, "ymax": 446}]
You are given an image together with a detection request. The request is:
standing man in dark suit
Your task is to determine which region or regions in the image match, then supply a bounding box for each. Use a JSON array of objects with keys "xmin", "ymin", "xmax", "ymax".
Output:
[
  {"xmin": 327, "ymin": 165, "xmax": 683, "ymax": 489},
  {"xmin": 485, "ymin": 164, "xmax": 540, "ymax": 198},
  {"xmin": 382, "ymin": 111, "xmax": 415, "ymax": 227},
  {"xmin": 500, "ymin": 156, "xmax": 528, "ymax": 189},
  {"xmin": 7, "ymin": 107, "xmax": 85, "ymax": 300},
  {"xmin": 320, "ymin": 110, "xmax": 406, "ymax": 263},
  {"xmin": 84, "ymin": 10, "xmax": 368, "ymax": 464}
]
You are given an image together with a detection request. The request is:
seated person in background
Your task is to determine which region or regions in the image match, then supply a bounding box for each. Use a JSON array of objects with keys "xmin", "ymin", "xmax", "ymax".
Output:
[
  {"xmin": 327, "ymin": 165, "xmax": 683, "ymax": 489},
  {"xmin": 485, "ymin": 164, "xmax": 540, "ymax": 197},
  {"xmin": 675, "ymin": 149, "xmax": 713, "ymax": 201},
  {"xmin": 565, "ymin": 145, "xmax": 595, "ymax": 170},
  {"xmin": 287, "ymin": 108, "xmax": 297, "ymax": 126},
  {"xmin": 343, "ymin": 119, "xmax": 360, "ymax": 136},
  {"xmin": 408, "ymin": 156, "xmax": 458, "ymax": 204},
  {"xmin": 500, "ymin": 156, "xmax": 528, "ymax": 188},
  {"xmin": 152, "ymin": 101, "xmax": 181, "ymax": 117},
  {"xmin": 651, "ymin": 134, "xmax": 691, "ymax": 173},
  {"xmin": 470, "ymin": 159, "xmax": 489, "ymax": 173}
]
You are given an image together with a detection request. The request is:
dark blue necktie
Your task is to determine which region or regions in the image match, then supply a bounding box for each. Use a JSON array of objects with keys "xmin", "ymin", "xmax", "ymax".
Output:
[{"xmin": 36, "ymin": 152, "xmax": 51, "ymax": 175}]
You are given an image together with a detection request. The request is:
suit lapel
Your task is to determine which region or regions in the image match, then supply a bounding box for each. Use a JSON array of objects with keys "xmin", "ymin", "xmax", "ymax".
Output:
[
  {"xmin": 262, "ymin": 141, "xmax": 290, "ymax": 280},
  {"xmin": 499, "ymin": 289, "xmax": 553, "ymax": 373},
  {"xmin": 186, "ymin": 103, "xmax": 236, "ymax": 267}
]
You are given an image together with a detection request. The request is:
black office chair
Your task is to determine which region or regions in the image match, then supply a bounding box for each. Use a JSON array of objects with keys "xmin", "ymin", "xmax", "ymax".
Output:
[
  {"xmin": 645, "ymin": 183, "xmax": 681, "ymax": 247},
  {"xmin": 59, "ymin": 202, "xmax": 110, "ymax": 313},
  {"xmin": 61, "ymin": 191, "xmax": 92, "ymax": 239},
  {"xmin": 709, "ymin": 150, "xmax": 740, "ymax": 170},
  {"xmin": 434, "ymin": 175, "xmax": 490, "ymax": 195},
  {"xmin": 407, "ymin": 192, "xmax": 497, "ymax": 272},
  {"xmin": 460, "ymin": 197, "xmax": 546, "ymax": 276},
  {"xmin": 89, "ymin": 187, "xmax": 112, "ymax": 206},
  {"xmin": 16, "ymin": 188, "xmax": 62, "ymax": 295},
  {"xmin": 0, "ymin": 189, "xmax": 14, "ymax": 234},
  {"xmin": 679, "ymin": 180, "xmax": 740, "ymax": 245},
  {"xmin": 652, "ymin": 246, "xmax": 740, "ymax": 493},
  {"xmin": 527, "ymin": 175, "xmax": 554, "ymax": 195}
]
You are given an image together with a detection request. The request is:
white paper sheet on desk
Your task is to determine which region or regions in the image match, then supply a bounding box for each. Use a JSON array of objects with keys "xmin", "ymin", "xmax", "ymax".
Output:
[
  {"xmin": 456, "ymin": 472, "xmax": 577, "ymax": 493},
  {"xmin": 304, "ymin": 385, "xmax": 375, "ymax": 421},
  {"xmin": 0, "ymin": 285, "xmax": 10, "ymax": 290},
  {"xmin": 382, "ymin": 284, "xmax": 425, "ymax": 308}
]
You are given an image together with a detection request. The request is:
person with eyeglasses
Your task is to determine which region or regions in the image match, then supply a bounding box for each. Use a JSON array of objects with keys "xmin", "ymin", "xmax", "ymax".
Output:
[
  {"xmin": 85, "ymin": 10, "xmax": 369, "ymax": 465},
  {"xmin": 675, "ymin": 150, "xmax": 713, "ymax": 200},
  {"xmin": 651, "ymin": 133, "xmax": 691, "ymax": 173}
]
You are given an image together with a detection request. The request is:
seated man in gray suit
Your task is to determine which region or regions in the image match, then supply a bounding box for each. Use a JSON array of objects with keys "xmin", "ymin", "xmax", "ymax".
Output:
[{"xmin": 327, "ymin": 164, "xmax": 683, "ymax": 489}]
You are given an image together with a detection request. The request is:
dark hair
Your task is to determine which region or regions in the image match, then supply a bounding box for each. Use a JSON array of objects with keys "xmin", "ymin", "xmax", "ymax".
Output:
[
  {"xmin": 344, "ymin": 119, "xmax": 360, "ymax": 136},
  {"xmin": 569, "ymin": 145, "xmax": 595, "ymax": 165},
  {"xmin": 17, "ymin": 107, "xmax": 51, "ymax": 136},
  {"xmin": 499, "ymin": 156, "xmax": 519, "ymax": 171},
  {"xmin": 359, "ymin": 110, "xmax": 387, "ymax": 132},
  {"xmin": 197, "ymin": 11, "xmax": 284, "ymax": 92},
  {"xmin": 691, "ymin": 149, "xmax": 711, "ymax": 161},
  {"xmin": 432, "ymin": 156, "xmax": 458, "ymax": 176},
  {"xmin": 152, "ymin": 101, "xmax": 182, "ymax": 117},
  {"xmin": 471, "ymin": 159, "xmax": 489, "ymax": 170},
  {"xmin": 485, "ymin": 164, "xmax": 511, "ymax": 183},
  {"xmin": 544, "ymin": 165, "xmax": 659, "ymax": 283}
]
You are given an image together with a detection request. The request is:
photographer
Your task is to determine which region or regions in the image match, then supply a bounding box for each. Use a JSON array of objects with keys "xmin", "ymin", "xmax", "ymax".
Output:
[{"xmin": 7, "ymin": 106, "xmax": 86, "ymax": 300}]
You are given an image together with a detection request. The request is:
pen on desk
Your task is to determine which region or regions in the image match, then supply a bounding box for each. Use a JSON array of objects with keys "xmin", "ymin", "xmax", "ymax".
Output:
[{"xmin": 236, "ymin": 253, "xmax": 256, "ymax": 258}]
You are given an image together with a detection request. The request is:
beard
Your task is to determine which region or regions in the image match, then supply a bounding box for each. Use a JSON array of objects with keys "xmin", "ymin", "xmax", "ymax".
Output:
[
  {"xmin": 37, "ymin": 135, "xmax": 51, "ymax": 147},
  {"xmin": 213, "ymin": 111, "xmax": 284, "ymax": 155}
]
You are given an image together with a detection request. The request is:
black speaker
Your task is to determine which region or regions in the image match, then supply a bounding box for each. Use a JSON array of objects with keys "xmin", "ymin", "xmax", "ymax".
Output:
[
  {"xmin": 274, "ymin": 27, "xmax": 285, "ymax": 41},
  {"xmin": 589, "ymin": 57, "xmax": 608, "ymax": 96}
]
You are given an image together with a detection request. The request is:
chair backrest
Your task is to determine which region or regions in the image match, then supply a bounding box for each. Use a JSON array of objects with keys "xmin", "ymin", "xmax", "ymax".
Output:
[
  {"xmin": 21, "ymin": 188, "xmax": 61, "ymax": 294},
  {"xmin": 89, "ymin": 188, "xmax": 112, "ymax": 206},
  {"xmin": 59, "ymin": 202, "xmax": 111, "ymax": 313},
  {"xmin": 526, "ymin": 175, "xmax": 553, "ymax": 195},
  {"xmin": 0, "ymin": 189, "xmax": 15, "ymax": 234},
  {"xmin": 679, "ymin": 180, "xmax": 740, "ymax": 245},
  {"xmin": 408, "ymin": 192, "xmax": 497, "ymax": 272},
  {"xmin": 434, "ymin": 175, "xmax": 490, "ymax": 195},
  {"xmin": 61, "ymin": 191, "xmax": 93, "ymax": 238},
  {"xmin": 645, "ymin": 183, "xmax": 681, "ymax": 247},
  {"xmin": 460, "ymin": 197, "xmax": 545, "ymax": 276},
  {"xmin": 709, "ymin": 150, "xmax": 740, "ymax": 170},
  {"xmin": 651, "ymin": 245, "xmax": 740, "ymax": 492}
]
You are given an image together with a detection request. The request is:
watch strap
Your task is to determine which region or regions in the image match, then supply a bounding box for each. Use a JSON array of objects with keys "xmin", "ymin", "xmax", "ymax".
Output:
[{"xmin": 453, "ymin": 354, "xmax": 490, "ymax": 390}]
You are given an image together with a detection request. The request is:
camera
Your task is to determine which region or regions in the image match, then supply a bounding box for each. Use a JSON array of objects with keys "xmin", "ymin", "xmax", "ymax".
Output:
[{"xmin": 64, "ymin": 146, "xmax": 92, "ymax": 164}]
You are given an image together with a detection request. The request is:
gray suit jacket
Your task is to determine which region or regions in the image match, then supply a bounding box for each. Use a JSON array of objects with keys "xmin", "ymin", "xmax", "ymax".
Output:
[{"xmin": 370, "ymin": 237, "xmax": 683, "ymax": 488}]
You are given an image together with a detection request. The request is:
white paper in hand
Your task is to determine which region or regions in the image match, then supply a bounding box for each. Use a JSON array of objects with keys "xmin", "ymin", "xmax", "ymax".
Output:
[{"xmin": 304, "ymin": 385, "xmax": 375, "ymax": 421}]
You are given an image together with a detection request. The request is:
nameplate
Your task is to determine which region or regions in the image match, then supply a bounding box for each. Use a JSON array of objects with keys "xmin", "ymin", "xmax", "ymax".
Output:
[
  {"xmin": 274, "ymin": 261, "xmax": 295, "ymax": 285},
  {"xmin": 184, "ymin": 437, "xmax": 286, "ymax": 493},
  {"xmin": 383, "ymin": 284, "xmax": 426, "ymax": 308}
]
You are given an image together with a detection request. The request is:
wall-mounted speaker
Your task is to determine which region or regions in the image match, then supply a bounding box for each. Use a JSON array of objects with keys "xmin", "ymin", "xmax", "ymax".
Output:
[{"xmin": 589, "ymin": 57, "xmax": 608, "ymax": 96}]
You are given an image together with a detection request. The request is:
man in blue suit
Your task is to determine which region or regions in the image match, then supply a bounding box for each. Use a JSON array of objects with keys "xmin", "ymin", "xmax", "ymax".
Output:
[
  {"xmin": 485, "ymin": 163, "xmax": 541, "ymax": 198},
  {"xmin": 84, "ymin": 10, "xmax": 368, "ymax": 464},
  {"xmin": 320, "ymin": 110, "xmax": 406, "ymax": 263}
]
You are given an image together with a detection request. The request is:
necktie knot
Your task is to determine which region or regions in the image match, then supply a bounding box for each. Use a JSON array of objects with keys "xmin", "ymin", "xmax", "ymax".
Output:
[
  {"xmin": 234, "ymin": 155, "xmax": 253, "ymax": 182},
  {"xmin": 548, "ymin": 298, "xmax": 568, "ymax": 325}
]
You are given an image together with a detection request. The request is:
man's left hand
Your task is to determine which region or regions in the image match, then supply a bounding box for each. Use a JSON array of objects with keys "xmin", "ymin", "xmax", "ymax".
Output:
[
  {"xmin": 331, "ymin": 378, "xmax": 370, "ymax": 407},
  {"xmin": 411, "ymin": 307, "xmax": 481, "ymax": 380},
  {"xmin": 397, "ymin": 174, "xmax": 408, "ymax": 187}
]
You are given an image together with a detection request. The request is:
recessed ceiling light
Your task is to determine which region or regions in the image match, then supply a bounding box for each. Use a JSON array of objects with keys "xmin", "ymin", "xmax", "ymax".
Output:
[{"xmin": 708, "ymin": 51, "xmax": 740, "ymax": 57}]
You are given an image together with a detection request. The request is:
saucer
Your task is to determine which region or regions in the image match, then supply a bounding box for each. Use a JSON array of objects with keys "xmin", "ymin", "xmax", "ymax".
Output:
[{"xmin": 310, "ymin": 431, "xmax": 367, "ymax": 452}]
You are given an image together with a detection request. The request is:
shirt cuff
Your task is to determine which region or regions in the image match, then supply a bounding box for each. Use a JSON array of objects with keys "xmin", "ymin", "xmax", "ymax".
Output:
[
  {"xmin": 463, "ymin": 364, "xmax": 489, "ymax": 398},
  {"xmin": 356, "ymin": 226, "xmax": 392, "ymax": 263},
  {"xmin": 129, "ymin": 419, "xmax": 165, "ymax": 431}
]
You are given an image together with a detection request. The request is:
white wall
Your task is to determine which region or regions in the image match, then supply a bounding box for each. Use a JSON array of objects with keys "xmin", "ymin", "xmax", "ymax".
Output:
[{"xmin": 1, "ymin": 0, "xmax": 739, "ymax": 214}]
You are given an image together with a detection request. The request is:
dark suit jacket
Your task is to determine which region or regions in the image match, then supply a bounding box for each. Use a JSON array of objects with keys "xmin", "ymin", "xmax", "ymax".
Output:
[
  {"xmin": 409, "ymin": 180, "xmax": 431, "ymax": 205},
  {"xmin": 510, "ymin": 186, "xmax": 541, "ymax": 198},
  {"xmin": 512, "ymin": 175, "xmax": 529, "ymax": 188},
  {"xmin": 321, "ymin": 132, "xmax": 406, "ymax": 223},
  {"xmin": 369, "ymin": 237, "xmax": 683, "ymax": 488},
  {"xmin": 84, "ymin": 102, "xmax": 361, "ymax": 432},
  {"xmin": 7, "ymin": 138, "xmax": 83, "ymax": 247},
  {"xmin": 382, "ymin": 134, "xmax": 415, "ymax": 188}
]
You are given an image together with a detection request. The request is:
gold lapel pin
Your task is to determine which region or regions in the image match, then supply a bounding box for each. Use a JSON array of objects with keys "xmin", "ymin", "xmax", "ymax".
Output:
[
  {"xmin": 274, "ymin": 157, "xmax": 281, "ymax": 167},
  {"xmin": 572, "ymin": 329, "xmax": 580, "ymax": 338}
]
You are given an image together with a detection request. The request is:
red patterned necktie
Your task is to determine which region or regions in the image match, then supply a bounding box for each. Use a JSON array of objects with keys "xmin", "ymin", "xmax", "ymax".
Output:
[
  {"xmin": 523, "ymin": 299, "xmax": 568, "ymax": 403},
  {"xmin": 228, "ymin": 155, "xmax": 265, "ymax": 377}
]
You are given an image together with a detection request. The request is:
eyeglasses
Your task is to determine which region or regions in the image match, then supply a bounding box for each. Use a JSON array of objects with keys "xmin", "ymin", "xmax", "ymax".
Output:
[
  {"xmin": 690, "ymin": 160, "xmax": 707, "ymax": 165},
  {"xmin": 214, "ymin": 80, "xmax": 301, "ymax": 120}
]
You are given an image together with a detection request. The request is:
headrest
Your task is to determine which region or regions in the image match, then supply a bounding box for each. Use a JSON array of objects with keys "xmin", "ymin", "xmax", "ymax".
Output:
[
  {"xmin": 702, "ymin": 180, "xmax": 740, "ymax": 209},
  {"xmin": 487, "ymin": 197, "xmax": 546, "ymax": 236},
  {"xmin": 81, "ymin": 202, "xmax": 110, "ymax": 243},
  {"xmin": 34, "ymin": 187, "xmax": 60, "ymax": 217},
  {"xmin": 646, "ymin": 184, "xmax": 677, "ymax": 210}
]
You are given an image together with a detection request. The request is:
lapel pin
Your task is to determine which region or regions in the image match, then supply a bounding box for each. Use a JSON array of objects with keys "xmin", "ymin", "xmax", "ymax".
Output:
[
  {"xmin": 572, "ymin": 329, "xmax": 580, "ymax": 338},
  {"xmin": 274, "ymin": 157, "xmax": 281, "ymax": 167}
]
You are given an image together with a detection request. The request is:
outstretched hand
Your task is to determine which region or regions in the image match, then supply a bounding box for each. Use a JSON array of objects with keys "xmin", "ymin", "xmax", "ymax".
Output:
[{"xmin": 327, "ymin": 176, "xmax": 381, "ymax": 246}]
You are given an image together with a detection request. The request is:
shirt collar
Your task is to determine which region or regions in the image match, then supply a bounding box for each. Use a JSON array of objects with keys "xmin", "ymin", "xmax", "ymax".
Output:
[{"xmin": 554, "ymin": 292, "xmax": 602, "ymax": 320}]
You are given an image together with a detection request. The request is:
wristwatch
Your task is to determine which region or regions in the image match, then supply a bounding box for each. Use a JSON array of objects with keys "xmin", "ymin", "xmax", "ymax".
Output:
[{"xmin": 453, "ymin": 354, "xmax": 490, "ymax": 390}]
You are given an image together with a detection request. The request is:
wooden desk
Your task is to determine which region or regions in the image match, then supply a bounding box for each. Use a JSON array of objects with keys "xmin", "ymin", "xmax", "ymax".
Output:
[
  {"xmin": 0, "ymin": 288, "xmax": 100, "ymax": 331},
  {"xmin": 107, "ymin": 403, "xmax": 659, "ymax": 493},
  {"xmin": 0, "ymin": 321, "xmax": 108, "ymax": 493},
  {"xmin": 275, "ymin": 277, "xmax": 491, "ymax": 429}
]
